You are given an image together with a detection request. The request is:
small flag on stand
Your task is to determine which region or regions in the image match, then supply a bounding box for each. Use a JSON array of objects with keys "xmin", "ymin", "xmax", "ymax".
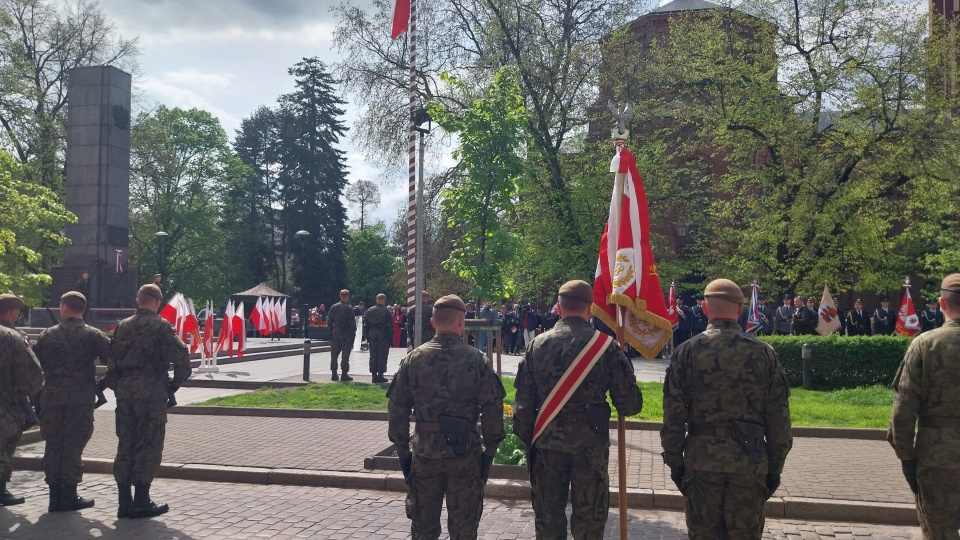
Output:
[{"xmin": 667, "ymin": 282, "xmax": 679, "ymax": 332}]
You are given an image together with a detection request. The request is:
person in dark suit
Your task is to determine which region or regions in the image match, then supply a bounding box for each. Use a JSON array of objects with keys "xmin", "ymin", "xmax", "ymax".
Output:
[
  {"xmin": 792, "ymin": 295, "xmax": 816, "ymax": 335},
  {"xmin": 872, "ymin": 296, "xmax": 896, "ymax": 335},
  {"xmin": 673, "ymin": 297, "xmax": 692, "ymax": 345},
  {"xmin": 846, "ymin": 299, "xmax": 871, "ymax": 336},
  {"xmin": 690, "ymin": 296, "xmax": 708, "ymax": 336},
  {"xmin": 920, "ymin": 298, "xmax": 946, "ymax": 333}
]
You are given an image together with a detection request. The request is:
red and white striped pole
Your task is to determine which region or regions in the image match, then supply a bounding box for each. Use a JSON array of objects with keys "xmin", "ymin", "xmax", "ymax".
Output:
[{"xmin": 406, "ymin": 0, "xmax": 423, "ymax": 347}]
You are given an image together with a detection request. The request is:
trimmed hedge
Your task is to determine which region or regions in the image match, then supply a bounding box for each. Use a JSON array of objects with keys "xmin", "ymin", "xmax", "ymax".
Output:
[{"xmin": 759, "ymin": 334, "xmax": 911, "ymax": 389}]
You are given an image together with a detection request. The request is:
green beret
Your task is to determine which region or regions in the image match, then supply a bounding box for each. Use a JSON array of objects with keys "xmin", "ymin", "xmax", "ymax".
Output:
[
  {"xmin": 559, "ymin": 280, "xmax": 593, "ymax": 304},
  {"xmin": 434, "ymin": 294, "xmax": 466, "ymax": 312},
  {"xmin": 61, "ymin": 291, "xmax": 87, "ymax": 305},
  {"xmin": 138, "ymin": 284, "xmax": 163, "ymax": 300},
  {"xmin": 0, "ymin": 293, "xmax": 24, "ymax": 310},
  {"xmin": 703, "ymin": 279, "xmax": 744, "ymax": 304},
  {"xmin": 942, "ymin": 274, "xmax": 960, "ymax": 294}
]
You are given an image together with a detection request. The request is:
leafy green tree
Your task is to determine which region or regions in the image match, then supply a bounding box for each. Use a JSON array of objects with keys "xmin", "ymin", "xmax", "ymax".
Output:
[
  {"xmin": 0, "ymin": 151, "xmax": 73, "ymax": 303},
  {"xmin": 429, "ymin": 69, "xmax": 526, "ymax": 302},
  {"xmin": 345, "ymin": 224, "xmax": 403, "ymax": 306},
  {"xmin": 276, "ymin": 58, "xmax": 350, "ymax": 307}
]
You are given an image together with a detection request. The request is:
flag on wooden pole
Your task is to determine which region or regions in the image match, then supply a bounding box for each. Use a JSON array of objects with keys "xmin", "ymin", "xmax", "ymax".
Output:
[
  {"xmin": 816, "ymin": 284, "xmax": 842, "ymax": 335},
  {"xmin": 896, "ymin": 278, "xmax": 920, "ymax": 337}
]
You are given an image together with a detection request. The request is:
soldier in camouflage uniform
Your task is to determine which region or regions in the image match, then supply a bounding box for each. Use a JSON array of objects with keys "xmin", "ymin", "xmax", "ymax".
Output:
[
  {"xmin": 0, "ymin": 293, "xmax": 44, "ymax": 506},
  {"xmin": 514, "ymin": 280, "xmax": 643, "ymax": 539},
  {"xmin": 33, "ymin": 292, "xmax": 111, "ymax": 512},
  {"xmin": 406, "ymin": 291, "xmax": 435, "ymax": 348},
  {"xmin": 661, "ymin": 279, "xmax": 793, "ymax": 540},
  {"xmin": 105, "ymin": 284, "xmax": 191, "ymax": 519},
  {"xmin": 387, "ymin": 294, "xmax": 505, "ymax": 540},
  {"xmin": 363, "ymin": 293, "xmax": 393, "ymax": 383},
  {"xmin": 889, "ymin": 273, "xmax": 960, "ymax": 540},
  {"xmin": 328, "ymin": 289, "xmax": 357, "ymax": 382}
]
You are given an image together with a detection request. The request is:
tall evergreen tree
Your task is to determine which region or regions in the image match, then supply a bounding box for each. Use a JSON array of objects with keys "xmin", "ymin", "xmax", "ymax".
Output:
[{"xmin": 277, "ymin": 58, "xmax": 350, "ymax": 306}]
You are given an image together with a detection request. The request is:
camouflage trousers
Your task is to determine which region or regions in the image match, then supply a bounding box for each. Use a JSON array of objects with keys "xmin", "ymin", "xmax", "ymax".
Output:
[
  {"xmin": 0, "ymin": 405, "xmax": 24, "ymax": 482},
  {"xmin": 330, "ymin": 337, "xmax": 353, "ymax": 374},
  {"xmin": 530, "ymin": 446, "xmax": 610, "ymax": 540},
  {"xmin": 368, "ymin": 336, "xmax": 390, "ymax": 374},
  {"xmin": 113, "ymin": 399, "xmax": 167, "ymax": 485},
  {"xmin": 41, "ymin": 404, "xmax": 94, "ymax": 484},
  {"xmin": 916, "ymin": 466, "xmax": 960, "ymax": 539},
  {"xmin": 405, "ymin": 453, "xmax": 484, "ymax": 540},
  {"xmin": 682, "ymin": 470, "xmax": 768, "ymax": 540}
]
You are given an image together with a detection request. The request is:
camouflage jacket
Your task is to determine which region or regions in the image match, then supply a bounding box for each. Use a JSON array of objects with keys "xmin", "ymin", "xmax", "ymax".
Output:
[
  {"xmin": 406, "ymin": 303, "xmax": 435, "ymax": 345},
  {"xmin": 387, "ymin": 332, "xmax": 505, "ymax": 459},
  {"xmin": 328, "ymin": 301, "xmax": 357, "ymax": 341},
  {"xmin": 0, "ymin": 322, "xmax": 44, "ymax": 416},
  {"xmin": 363, "ymin": 304, "xmax": 393, "ymax": 340},
  {"xmin": 513, "ymin": 317, "xmax": 643, "ymax": 453},
  {"xmin": 105, "ymin": 308, "xmax": 190, "ymax": 400},
  {"xmin": 889, "ymin": 319, "xmax": 960, "ymax": 468},
  {"xmin": 661, "ymin": 320, "xmax": 792, "ymax": 476},
  {"xmin": 33, "ymin": 317, "xmax": 111, "ymax": 407}
]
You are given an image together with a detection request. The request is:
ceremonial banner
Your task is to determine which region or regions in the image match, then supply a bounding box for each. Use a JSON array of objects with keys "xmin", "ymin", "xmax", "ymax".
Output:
[
  {"xmin": 391, "ymin": 0, "xmax": 410, "ymax": 38},
  {"xmin": 592, "ymin": 144, "xmax": 672, "ymax": 358},
  {"xmin": 896, "ymin": 287, "xmax": 920, "ymax": 337},
  {"xmin": 667, "ymin": 282, "xmax": 679, "ymax": 331},
  {"xmin": 816, "ymin": 284, "xmax": 841, "ymax": 335},
  {"xmin": 745, "ymin": 282, "xmax": 762, "ymax": 335}
]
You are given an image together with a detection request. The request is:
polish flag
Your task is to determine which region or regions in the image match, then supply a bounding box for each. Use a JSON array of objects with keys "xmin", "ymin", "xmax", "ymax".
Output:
[
  {"xmin": 216, "ymin": 301, "xmax": 234, "ymax": 356},
  {"xmin": 250, "ymin": 297, "xmax": 265, "ymax": 336},
  {"xmin": 202, "ymin": 300, "xmax": 214, "ymax": 358},
  {"xmin": 277, "ymin": 299, "xmax": 287, "ymax": 335},
  {"xmin": 666, "ymin": 282, "xmax": 679, "ymax": 331},
  {"xmin": 159, "ymin": 292, "xmax": 181, "ymax": 328},
  {"xmin": 896, "ymin": 286, "xmax": 920, "ymax": 338},
  {"xmin": 391, "ymin": 0, "xmax": 410, "ymax": 39},
  {"xmin": 232, "ymin": 301, "xmax": 245, "ymax": 358},
  {"xmin": 265, "ymin": 297, "xmax": 277, "ymax": 335},
  {"xmin": 182, "ymin": 298, "xmax": 202, "ymax": 353}
]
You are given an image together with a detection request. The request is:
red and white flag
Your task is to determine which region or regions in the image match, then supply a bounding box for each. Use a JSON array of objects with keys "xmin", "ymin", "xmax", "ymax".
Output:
[
  {"xmin": 277, "ymin": 299, "xmax": 287, "ymax": 335},
  {"xmin": 202, "ymin": 300, "xmax": 214, "ymax": 358},
  {"xmin": 592, "ymin": 143, "xmax": 672, "ymax": 358},
  {"xmin": 159, "ymin": 292, "xmax": 181, "ymax": 328},
  {"xmin": 182, "ymin": 298, "xmax": 202, "ymax": 354},
  {"xmin": 666, "ymin": 282, "xmax": 679, "ymax": 331},
  {"xmin": 232, "ymin": 301, "xmax": 245, "ymax": 358},
  {"xmin": 250, "ymin": 297, "xmax": 265, "ymax": 336},
  {"xmin": 216, "ymin": 301, "xmax": 234, "ymax": 356},
  {"xmin": 896, "ymin": 286, "xmax": 920, "ymax": 337},
  {"xmin": 816, "ymin": 284, "xmax": 842, "ymax": 335},
  {"xmin": 391, "ymin": 0, "xmax": 410, "ymax": 39}
]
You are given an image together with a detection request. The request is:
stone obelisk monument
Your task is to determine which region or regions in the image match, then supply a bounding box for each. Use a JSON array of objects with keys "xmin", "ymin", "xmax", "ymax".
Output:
[{"xmin": 48, "ymin": 65, "xmax": 137, "ymax": 311}]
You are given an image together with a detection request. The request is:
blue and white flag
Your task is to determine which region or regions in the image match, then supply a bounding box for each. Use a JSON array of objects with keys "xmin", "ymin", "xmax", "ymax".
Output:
[{"xmin": 745, "ymin": 282, "xmax": 761, "ymax": 335}]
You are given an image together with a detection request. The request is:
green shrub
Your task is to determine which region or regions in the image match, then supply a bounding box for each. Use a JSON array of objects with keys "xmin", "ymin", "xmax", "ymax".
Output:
[{"xmin": 759, "ymin": 334, "xmax": 910, "ymax": 389}]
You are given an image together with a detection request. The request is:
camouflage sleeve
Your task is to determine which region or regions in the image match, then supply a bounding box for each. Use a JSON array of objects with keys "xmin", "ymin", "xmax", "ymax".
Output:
[
  {"xmin": 386, "ymin": 357, "xmax": 414, "ymax": 458},
  {"xmin": 31, "ymin": 331, "xmax": 51, "ymax": 370},
  {"xmin": 13, "ymin": 338, "xmax": 44, "ymax": 396},
  {"xmin": 161, "ymin": 324, "xmax": 191, "ymax": 387},
  {"xmin": 607, "ymin": 344, "xmax": 642, "ymax": 417},
  {"xmin": 512, "ymin": 349, "xmax": 537, "ymax": 446},
  {"xmin": 660, "ymin": 348, "xmax": 688, "ymax": 468},
  {"xmin": 478, "ymin": 357, "xmax": 506, "ymax": 456},
  {"xmin": 764, "ymin": 350, "xmax": 793, "ymax": 475},
  {"xmin": 93, "ymin": 328, "xmax": 112, "ymax": 365},
  {"xmin": 888, "ymin": 339, "xmax": 923, "ymax": 461},
  {"xmin": 362, "ymin": 312, "xmax": 370, "ymax": 334},
  {"xmin": 349, "ymin": 310, "xmax": 357, "ymax": 334}
]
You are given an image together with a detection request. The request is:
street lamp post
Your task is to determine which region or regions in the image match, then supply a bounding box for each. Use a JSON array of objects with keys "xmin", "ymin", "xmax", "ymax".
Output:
[{"xmin": 155, "ymin": 231, "xmax": 169, "ymax": 291}]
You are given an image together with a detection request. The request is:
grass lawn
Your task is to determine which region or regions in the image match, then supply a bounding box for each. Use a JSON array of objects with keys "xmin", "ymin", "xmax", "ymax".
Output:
[{"xmin": 198, "ymin": 378, "xmax": 894, "ymax": 429}]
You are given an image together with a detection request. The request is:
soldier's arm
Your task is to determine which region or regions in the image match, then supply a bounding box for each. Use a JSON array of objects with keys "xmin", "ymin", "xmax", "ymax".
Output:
[
  {"xmin": 660, "ymin": 349, "xmax": 688, "ymax": 468},
  {"xmin": 349, "ymin": 309, "xmax": 358, "ymax": 334},
  {"xmin": 386, "ymin": 357, "xmax": 414, "ymax": 458},
  {"xmin": 763, "ymin": 350, "xmax": 793, "ymax": 475},
  {"xmin": 160, "ymin": 323, "xmax": 191, "ymax": 387},
  {"xmin": 93, "ymin": 328, "xmax": 112, "ymax": 365},
  {"xmin": 608, "ymin": 344, "xmax": 642, "ymax": 417},
  {"xmin": 512, "ymin": 349, "xmax": 536, "ymax": 446},
  {"xmin": 477, "ymin": 357, "xmax": 506, "ymax": 456},
  {"xmin": 12, "ymin": 336, "xmax": 45, "ymax": 396},
  {"xmin": 888, "ymin": 340, "xmax": 924, "ymax": 461}
]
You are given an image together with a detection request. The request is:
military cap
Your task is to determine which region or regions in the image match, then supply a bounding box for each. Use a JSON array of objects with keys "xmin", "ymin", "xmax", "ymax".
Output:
[
  {"xmin": 61, "ymin": 291, "xmax": 87, "ymax": 305},
  {"xmin": 138, "ymin": 284, "xmax": 163, "ymax": 300},
  {"xmin": 928, "ymin": 298, "xmax": 939, "ymax": 305},
  {"xmin": 421, "ymin": 290, "xmax": 430, "ymax": 297},
  {"xmin": 942, "ymin": 274, "xmax": 960, "ymax": 294},
  {"xmin": 879, "ymin": 295, "xmax": 889, "ymax": 302},
  {"xmin": 0, "ymin": 293, "xmax": 24, "ymax": 310},
  {"xmin": 758, "ymin": 294, "xmax": 766, "ymax": 301},
  {"xmin": 433, "ymin": 294, "xmax": 467, "ymax": 312},
  {"xmin": 558, "ymin": 280, "xmax": 593, "ymax": 304},
  {"xmin": 703, "ymin": 279, "xmax": 744, "ymax": 304},
  {"xmin": 783, "ymin": 293, "xmax": 792, "ymax": 300},
  {"xmin": 854, "ymin": 298, "xmax": 863, "ymax": 304},
  {"xmin": 340, "ymin": 289, "xmax": 350, "ymax": 296}
]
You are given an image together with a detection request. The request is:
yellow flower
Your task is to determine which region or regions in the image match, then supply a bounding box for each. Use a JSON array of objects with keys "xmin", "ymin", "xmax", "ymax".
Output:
[{"xmin": 504, "ymin": 404, "xmax": 513, "ymax": 416}]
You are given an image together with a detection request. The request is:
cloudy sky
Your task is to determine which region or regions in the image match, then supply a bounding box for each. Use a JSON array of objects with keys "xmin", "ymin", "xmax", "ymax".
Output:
[{"xmin": 95, "ymin": 0, "xmax": 407, "ymax": 227}]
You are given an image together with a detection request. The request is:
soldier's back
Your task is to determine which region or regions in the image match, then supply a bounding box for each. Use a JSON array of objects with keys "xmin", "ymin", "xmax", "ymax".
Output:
[
  {"xmin": 0, "ymin": 325, "xmax": 43, "ymax": 409},
  {"xmin": 910, "ymin": 323, "xmax": 960, "ymax": 468},
  {"xmin": 35, "ymin": 319, "xmax": 108, "ymax": 405}
]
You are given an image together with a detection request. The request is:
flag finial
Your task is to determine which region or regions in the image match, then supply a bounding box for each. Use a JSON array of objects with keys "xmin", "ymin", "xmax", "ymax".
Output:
[
  {"xmin": 607, "ymin": 100, "xmax": 632, "ymax": 140},
  {"xmin": 904, "ymin": 276, "xmax": 911, "ymax": 287}
]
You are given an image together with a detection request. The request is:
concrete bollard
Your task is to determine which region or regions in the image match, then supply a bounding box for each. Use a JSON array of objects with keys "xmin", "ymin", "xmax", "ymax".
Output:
[
  {"xmin": 802, "ymin": 343, "xmax": 812, "ymax": 390},
  {"xmin": 303, "ymin": 339, "xmax": 311, "ymax": 382}
]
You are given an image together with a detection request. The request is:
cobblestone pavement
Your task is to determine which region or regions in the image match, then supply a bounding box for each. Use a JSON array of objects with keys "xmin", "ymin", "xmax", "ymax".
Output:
[
  {"xmin": 0, "ymin": 471, "xmax": 920, "ymax": 539},
  {"xmin": 17, "ymin": 412, "xmax": 913, "ymax": 505}
]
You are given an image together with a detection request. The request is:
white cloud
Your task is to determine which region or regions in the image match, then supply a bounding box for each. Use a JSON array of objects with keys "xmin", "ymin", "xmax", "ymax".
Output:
[
  {"xmin": 162, "ymin": 69, "xmax": 236, "ymax": 90},
  {"xmin": 139, "ymin": 76, "xmax": 241, "ymax": 131},
  {"xmin": 137, "ymin": 23, "xmax": 338, "ymax": 47}
]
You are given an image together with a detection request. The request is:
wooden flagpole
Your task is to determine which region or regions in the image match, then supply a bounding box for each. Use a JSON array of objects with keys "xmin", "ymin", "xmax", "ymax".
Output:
[{"xmin": 615, "ymin": 305, "xmax": 628, "ymax": 539}]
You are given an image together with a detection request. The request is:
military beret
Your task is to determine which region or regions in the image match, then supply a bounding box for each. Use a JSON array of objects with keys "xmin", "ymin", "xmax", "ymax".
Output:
[
  {"xmin": 703, "ymin": 279, "xmax": 744, "ymax": 304},
  {"xmin": 558, "ymin": 280, "xmax": 593, "ymax": 304},
  {"xmin": 340, "ymin": 289, "xmax": 350, "ymax": 296},
  {"xmin": 138, "ymin": 284, "xmax": 163, "ymax": 300},
  {"xmin": 61, "ymin": 291, "xmax": 87, "ymax": 305},
  {"xmin": 0, "ymin": 293, "xmax": 24, "ymax": 310},
  {"xmin": 434, "ymin": 294, "xmax": 467, "ymax": 312},
  {"xmin": 942, "ymin": 274, "xmax": 960, "ymax": 294}
]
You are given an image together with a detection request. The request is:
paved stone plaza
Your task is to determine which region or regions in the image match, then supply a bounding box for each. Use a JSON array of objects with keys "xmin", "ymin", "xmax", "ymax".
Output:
[{"xmin": 0, "ymin": 471, "xmax": 920, "ymax": 539}]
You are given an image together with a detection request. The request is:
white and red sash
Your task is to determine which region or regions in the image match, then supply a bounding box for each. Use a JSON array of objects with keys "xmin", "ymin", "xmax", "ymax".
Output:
[{"xmin": 531, "ymin": 330, "xmax": 614, "ymax": 446}]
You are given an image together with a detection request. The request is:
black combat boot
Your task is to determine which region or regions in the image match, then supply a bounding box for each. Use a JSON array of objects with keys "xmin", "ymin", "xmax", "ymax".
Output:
[
  {"xmin": 331, "ymin": 371, "xmax": 339, "ymax": 381},
  {"xmin": 0, "ymin": 481, "xmax": 25, "ymax": 506},
  {"xmin": 117, "ymin": 483, "xmax": 133, "ymax": 518},
  {"xmin": 47, "ymin": 483, "xmax": 61, "ymax": 512},
  {"xmin": 128, "ymin": 483, "xmax": 168, "ymax": 519},
  {"xmin": 59, "ymin": 484, "xmax": 95, "ymax": 511},
  {"xmin": 340, "ymin": 373, "xmax": 354, "ymax": 382}
]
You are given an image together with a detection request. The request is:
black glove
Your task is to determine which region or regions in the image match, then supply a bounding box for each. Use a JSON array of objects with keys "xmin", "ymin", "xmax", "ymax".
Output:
[
  {"xmin": 765, "ymin": 473, "xmax": 781, "ymax": 498},
  {"xmin": 901, "ymin": 459, "xmax": 919, "ymax": 494},
  {"xmin": 669, "ymin": 465, "xmax": 684, "ymax": 492},
  {"xmin": 480, "ymin": 454, "xmax": 495, "ymax": 484},
  {"xmin": 399, "ymin": 454, "xmax": 412, "ymax": 484},
  {"xmin": 166, "ymin": 381, "xmax": 178, "ymax": 409}
]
